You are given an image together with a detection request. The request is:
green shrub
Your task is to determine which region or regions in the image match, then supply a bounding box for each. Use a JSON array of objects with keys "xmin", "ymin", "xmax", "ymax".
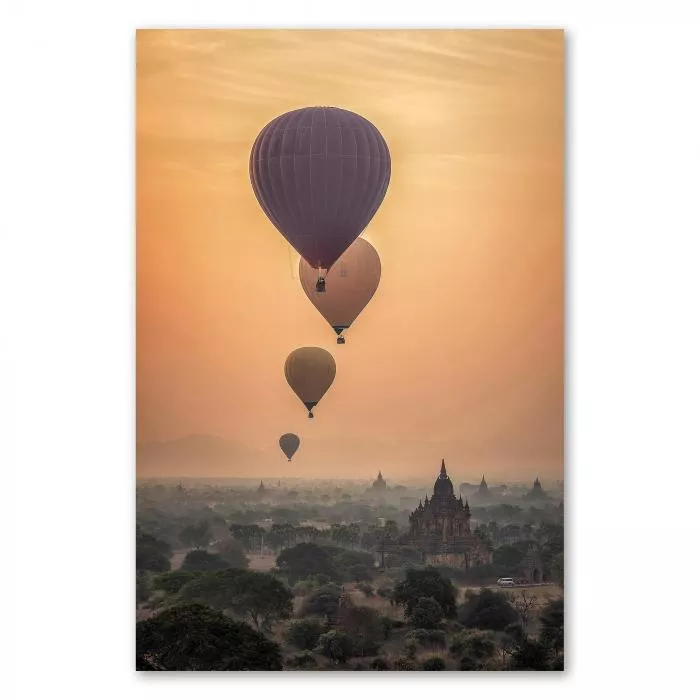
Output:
[
  {"xmin": 460, "ymin": 655, "xmax": 478, "ymax": 670},
  {"xmin": 451, "ymin": 629, "xmax": 499, "ymax": 670},
  {"xmin": 284, "ymin": 619, "xmax": 324, "ymax": 650},
  {"xmin": 358, "ymin": 582, "xmax": 374, "ymax": 597},
  {"xmin": 422, "ymin": 656, "xmax": 446, "ymax": 671},
  {"xmin": 404, "ymin": 628, "xmax": 446, "ymax": 649},
  {"xmin": 409, "ymin": 596, "xmax": 443, "ymax": 629},
  {"xmin": 348, "ymin": 564, "xmax": 373, "ymax": 582},
  {"xmin": 153, "ymin": 570, "xmax": 198, "ymax": 595},
  {"xmin": 379, "ymin": 616, "xmax": 393, "ymax": 640},
  {"xmin": 457, "ymin": 588, "xmax": 519, "ymax": 631},
  {"xmin": 300, "ymin": 583, "xmax": 342, "ymax": 619},
  {"xmin": 180, "ymin": 549, "xmax": 229, "ymax": 573},
  {"xmin": 316, "ymin": 630, "xmax": 353, "ymax": 665},
  {"xmin": 136, "ymin": 571, "xmax": 153, "ymax": 603},
  {"xmin": 287, "ymin": 652, "xmax": 317, "ymax": 669},
  {"xmin": 394, "ymin": 656, "xmax": 417, "ymax": 671},
  {"xmin": 393, "ymin": 568, "xmax": 457, "ymax": 618}
]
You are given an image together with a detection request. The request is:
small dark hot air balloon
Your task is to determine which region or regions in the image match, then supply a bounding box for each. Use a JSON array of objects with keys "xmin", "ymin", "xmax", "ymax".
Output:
[
  {"xmin": 284, "ymin": 347, "xmax": 336, "ymax": 418},
  {"xmin": 250, "ymin": 106, "xmax": 391, "ymax": 285},
  {"xmin": 279, "ymin": 433, "xmax": 300, "ymax": 462},
  {"xmin": 299, "ymin": 237, "xmax": 381, "ymax": 344}
]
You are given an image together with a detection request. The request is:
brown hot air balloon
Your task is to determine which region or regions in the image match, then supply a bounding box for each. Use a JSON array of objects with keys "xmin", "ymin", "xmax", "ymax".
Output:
[
  {"xmin": 299, "ymin": 237, "xmax": 381, "ymax": 344},
  {"xmin": 279, "ymin": 433, "xmax": 300, "ymax": 461},
  {"xmin": 284, "ymin": 347, "xmax": 336, "ymax": 418},
  {"xmin": 250, "ymin": 106, "xmax": 391, "ymax": 288}
]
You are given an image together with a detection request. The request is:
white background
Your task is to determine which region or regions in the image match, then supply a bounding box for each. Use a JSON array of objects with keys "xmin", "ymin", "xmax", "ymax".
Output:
[{"xmin": 2, "ymin": 1, "xmax": 700, "ymax": 697}]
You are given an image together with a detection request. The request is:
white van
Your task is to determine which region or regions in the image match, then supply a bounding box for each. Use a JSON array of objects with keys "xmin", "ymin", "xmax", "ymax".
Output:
[{"xmin": 497, "ymin": 577, "xmax": 515, "ymax": 586}]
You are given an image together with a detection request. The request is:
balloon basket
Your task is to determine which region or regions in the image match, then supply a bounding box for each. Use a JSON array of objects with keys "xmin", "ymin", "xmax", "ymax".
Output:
[{"xmin": 337, "ymin": 337, "xmax": 346, "ymax": 345}]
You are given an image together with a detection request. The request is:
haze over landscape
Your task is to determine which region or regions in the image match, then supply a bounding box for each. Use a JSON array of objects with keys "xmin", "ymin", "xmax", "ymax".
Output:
[
  {"xmin": 135, "ymin": 29, "xmax": 565, "ymax": 674},
  {"xmin": 136, "ymin": 30, "xmax": 563, "ymax": 481}
]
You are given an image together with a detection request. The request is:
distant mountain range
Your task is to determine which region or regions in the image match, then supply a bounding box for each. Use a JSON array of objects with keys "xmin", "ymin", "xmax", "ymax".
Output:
[
  {"xmin": 136, "ymin": 433, "xmax": 563, "ymax": 483},
  {"xmin": 136, "ymin": 434, "xmax": 275, "ymax": 478}
]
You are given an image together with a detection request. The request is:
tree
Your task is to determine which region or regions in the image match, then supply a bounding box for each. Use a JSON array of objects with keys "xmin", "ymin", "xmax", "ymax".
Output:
[
  {"xmin": 267, "ymin": 524, "xmax": 296, "ymax": 551},
  {"xmin": 136, "ymin": 603, "xmax": 282, "ymax": 670},
  {"xmin": 228, "ymin": 571, "xmax": 293, "ymax": 631},
  {"xmin": 541, "ymin": 527, "xmax": 564, "ymax": 583},
  {"xmin": 333, "ymin": 548, "xmax": 375, "ymax": 572},
  {"xmin": 450, "ymin": 629, "xmax": 497, "ymax": 667},
  {"xmin": 404, "ymin": 628, "xmax": 446, "ymax": 650},
  {"xmin": 276, "ymin": 543, "xmax": 339, "ymax": 583},
  {"xmin": 284, "ymin": 619, "xmax": 325, "ymax": 650},
  {"xmin": 539, "ymin": 598, "xmax": 564, "ymax": 655},
  {"xmin": 136, "ymin": 571, "xmax": 153, "ymax": 603},
  {"xmin": 136, "ymin": 546, "xmax": 171, "ymax": 573},
  {"xmin": 153, "ymin": 570, "xmax": 199, "ymax": 595},
  {"xmin": 508, "ymin": 636, "xmax": 552, "ymax": 670},
  {"xmin": 178, "ymin": 520, "xmax": 212, "ymax": 550},
  {"xmin": 337, "ymin": 603, "xmax": 384, "ymax": 657},
  {"xmin": 136, "ymin": 526, "xmax": 172, "ymax": 557},
  {"xmin": 493, "ymin": 545, "xmax": 525, "ymax": 570},
  {"xmin": 508, "ymin": 590, "xmax": 540, "ymax": 633},
  {"xmin": 180, "ymin": 549, "xmax": 229, "ymax": 572},
  {"xmin": 422, "ymin": 656, "xmax": 446, "ymax": 671},
  {"xmin": 394, "ymin": 656, "xmax": 417, "ymax": 671},
  {"xmin": 347, "ymin": 564, "xmax": 372, "ymax": 582},
  {"xmin": 213, "ymin": 537, "xmax": 249, "ymax": 569},
  {"xmin": 178, "ymin": 568, "xmax": 247, "ymax": 610},
  {"xmin": 316, "ymin": 630, "xmax": 353, "ymax": 665},
  {"xmin": 300, "ymin": 583, "xmax": 342, "ymax": 620},
  {"xmin": 550, "ymin": 552, "xmax": 564, "ymax": 588},
  {"xmin": 458, "ymin": 588, "xmax": 519, "ymax": 631},
  {"xmin": 393, "ymin": 568, "xmax": 457, "ymax": 619},
  {"xmin": 409, "ymin": 596, "xmax": 444, "ymax": 629},
  {"xmin": 358, "ymin": 583, "xmax": 374, "ymax": 597},
  {"xmin": 229, "ymin": 523, "xmax": 266, "ymax": 553},
  {"xmin": 287, "ymin": 652, "xmax": 317, "ymax": 669}
]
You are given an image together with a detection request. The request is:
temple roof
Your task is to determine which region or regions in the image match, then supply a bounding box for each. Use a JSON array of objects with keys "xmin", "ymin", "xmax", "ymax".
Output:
[{"xmin": 433, "ymin": 458, "xmax": 455, "ymax": 497}]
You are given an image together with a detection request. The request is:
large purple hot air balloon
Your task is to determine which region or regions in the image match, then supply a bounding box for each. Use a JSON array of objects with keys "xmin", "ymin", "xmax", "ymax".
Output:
[{"xmin": 250, "ymin": 107, "xmax": 391, "ymax": 286}]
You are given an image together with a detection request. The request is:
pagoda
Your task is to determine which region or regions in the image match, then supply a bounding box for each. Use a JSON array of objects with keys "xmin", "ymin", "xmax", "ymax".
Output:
[
  {"xmin": 370, "ymin": 470, "xmax": 387, "ymax": 491},
  {"xmin": 475, "ymin": 474, "xmax": 492, "ymax": 500},
  {"xmin": 407, "ymin": 460, "xmax": 492, "ymax": 570}
]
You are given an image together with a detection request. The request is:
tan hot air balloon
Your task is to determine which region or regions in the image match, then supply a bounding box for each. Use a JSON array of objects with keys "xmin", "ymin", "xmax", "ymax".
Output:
[
  {"xmin": 279, "ymin": 433, "xmax": 300, "ymax": 461},
  {"xmin": 284, "ymin": 347, "xmax": 336, "ymax": 418},
  {"xmin": 299, "ymin": 237, "xmax": 382, "ymax": 344}
]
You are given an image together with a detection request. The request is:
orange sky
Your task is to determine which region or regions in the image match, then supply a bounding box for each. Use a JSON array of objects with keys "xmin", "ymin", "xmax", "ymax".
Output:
[{"xmin": 136, "ymin": 29, "xmax": 564, "ymax": 481}]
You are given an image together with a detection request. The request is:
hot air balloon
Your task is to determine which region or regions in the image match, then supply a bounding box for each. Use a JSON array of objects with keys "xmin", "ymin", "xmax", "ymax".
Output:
[
  {"xmin": 279, "ymin": 433, "xmax": 300, "ymax": 462},
  {"xmin": 284, "ymin": 347, "xmax": 336, "ymax": 418},
  {"xmin": 299, "ymin": 237, "xmax": 381, "ymax": 344},
  {"xmin": 250, "ymin": 106, "xmax": 391, "ymax": 288}
]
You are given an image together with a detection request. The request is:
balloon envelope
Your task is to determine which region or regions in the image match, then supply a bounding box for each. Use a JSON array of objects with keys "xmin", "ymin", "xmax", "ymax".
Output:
[
  {"xmin": 284, "ymin": 347, "xmax": 336, "ymax": 417},
  {"xmin": 250, "ymin": 106, "xmax": 391, "ymax": 271},
  {"xmin": 299, "ymin": 237, "xmax": 381, "ymax": 341},
  {"xmin": 279, "ymin": 433, "xmax": 300, "ymax": 461}
]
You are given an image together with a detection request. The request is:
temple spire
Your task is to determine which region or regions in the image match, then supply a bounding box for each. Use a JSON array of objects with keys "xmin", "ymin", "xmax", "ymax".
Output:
[{"xmin": 440, "ymin": 459, "xmax": 447, "ymax": 478}]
